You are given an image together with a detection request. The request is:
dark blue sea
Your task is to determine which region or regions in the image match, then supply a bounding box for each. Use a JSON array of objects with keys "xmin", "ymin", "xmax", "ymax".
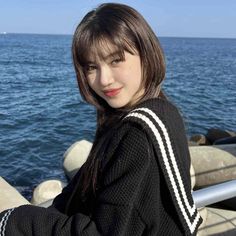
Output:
[{"xmin": 0, "ymin": 34, "xmax": 235, "ymax": 200}]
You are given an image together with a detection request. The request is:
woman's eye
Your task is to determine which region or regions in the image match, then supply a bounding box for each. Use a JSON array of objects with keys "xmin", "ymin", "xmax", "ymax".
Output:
[
  {"xmin": 85, "ymin": 65, "xmax": 97, "ymax": 73},
  {"xmin": 111, "ymin": 58, "xmax": 122, "ymax": 65}
]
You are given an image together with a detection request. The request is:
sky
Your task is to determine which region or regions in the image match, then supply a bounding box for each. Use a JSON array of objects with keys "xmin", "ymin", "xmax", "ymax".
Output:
[{"xmin": 0, "ymin": 0, "xmax": 236, "ymax": 38}]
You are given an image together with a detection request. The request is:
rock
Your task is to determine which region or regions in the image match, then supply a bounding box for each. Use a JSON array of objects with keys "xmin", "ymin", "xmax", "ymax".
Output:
[
  {"xmin": 190, "ymin": 164, "xmax": 196, "ymax": 189},
  {"xmin": 214, "ymin": 136, "xmax": 236, "ymax": 145},
  {"xmin": 197, "ymin": 207, "xmax": 208, "ymax": 234},
  {"xmin": 63, "ymin": 140, "xmax": 92, "ymax": 180},
  {"xmin": 198, "ymin": 207, "xmax": 236, "ymax": 235},
  {"xmin": 0, "ymin": 176, "xmax": 30, "ymax": 212},
  {"xmin": 31, "ymin": 180, "xmax": 66, "ymax": 205},
  {"xmin": 189, "ymin": 144, "xmax": 236, "ymax": 188},
  {"xmin": 189, "ymin": 134, "xmax": 210, "ymax": 145},
  {"xmin": 37, "ymin": 199, "xmax": 54, "ymax": 208},
  {"xmin": 188, "ymin": 140, "xmax": 199, "ymax": 146},
  {"xmin": 206, "ymin": 128, "xmax": 236, "ymax": 144}
]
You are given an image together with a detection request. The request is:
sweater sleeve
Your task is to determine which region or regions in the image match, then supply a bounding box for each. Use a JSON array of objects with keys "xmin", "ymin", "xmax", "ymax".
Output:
[{"xmin": 0, "ymin": 126, "xmax": 151, "ymax": 236}]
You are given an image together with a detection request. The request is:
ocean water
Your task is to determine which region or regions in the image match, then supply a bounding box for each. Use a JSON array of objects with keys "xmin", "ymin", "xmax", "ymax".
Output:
[{"xmin": 0, "ymin": 34, "xmax": 236, "ymax": 199}]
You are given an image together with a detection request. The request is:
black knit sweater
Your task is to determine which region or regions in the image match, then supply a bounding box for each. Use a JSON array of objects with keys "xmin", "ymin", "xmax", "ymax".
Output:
[{"xmin": 0, "ymin": 98, "xmax": 202, "ymax": 235}]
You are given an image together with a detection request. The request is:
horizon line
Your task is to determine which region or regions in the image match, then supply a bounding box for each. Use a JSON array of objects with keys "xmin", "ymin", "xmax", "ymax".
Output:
[{"xmin": 1, "ymin": 32, "xmax": 236, "ymax": 40}]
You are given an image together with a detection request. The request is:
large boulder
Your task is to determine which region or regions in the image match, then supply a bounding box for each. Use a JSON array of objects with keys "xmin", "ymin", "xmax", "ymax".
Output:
[
  {"xmin": 31, "ymin": 179, "xmax": 66, "ymax": 206},
  {"xmin": 198, "ymin": 207, "xmax": 236, "ymax": 235},
  {"xmin": 189, "ymin": 144, "xmax": 236, "ymax": 188},
  {"xmin": 190, "ymin": 164, "xmax": 196, "ymax": 189},
  {"xmin": 63, "ymin": 140, "xmax": 92, "ymax": 180},
  {"xmin": 0, "ymin": 177, "xmax": 30, "ymax": 212}
]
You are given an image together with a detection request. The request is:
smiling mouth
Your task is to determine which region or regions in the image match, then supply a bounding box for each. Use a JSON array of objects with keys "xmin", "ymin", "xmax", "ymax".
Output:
[{"xmin": 103, "ymin": 88, "xmax": 122, "ymax": 97}]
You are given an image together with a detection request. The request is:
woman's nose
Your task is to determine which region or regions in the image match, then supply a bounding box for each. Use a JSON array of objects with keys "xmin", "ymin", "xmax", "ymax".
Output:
[{"xmin": 98, "ymin": 66, "xmax": 113, "ymax": 87}]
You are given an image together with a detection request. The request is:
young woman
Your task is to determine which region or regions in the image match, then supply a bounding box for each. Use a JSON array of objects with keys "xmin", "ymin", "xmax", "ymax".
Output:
[{"xmin": 0, "ymin": 3, "xmax": 202, "ymax": 235}]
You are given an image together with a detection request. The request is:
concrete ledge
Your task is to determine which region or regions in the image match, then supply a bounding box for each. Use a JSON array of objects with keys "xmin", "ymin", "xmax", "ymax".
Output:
[{"xmin": 0, "ymin": 176, "xmax": 30, "ymax": 212}]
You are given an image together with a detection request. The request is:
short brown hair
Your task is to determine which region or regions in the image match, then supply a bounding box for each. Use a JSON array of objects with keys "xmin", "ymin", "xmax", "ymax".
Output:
[{"xmin": 72, "ymin": 3, "xmax": 166, "ymax": 112}]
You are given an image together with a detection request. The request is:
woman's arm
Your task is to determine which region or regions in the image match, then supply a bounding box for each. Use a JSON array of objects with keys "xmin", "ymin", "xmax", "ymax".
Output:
[{"xmin": 0, "ymin": 126, "xmax": 151, "ymax": 236}]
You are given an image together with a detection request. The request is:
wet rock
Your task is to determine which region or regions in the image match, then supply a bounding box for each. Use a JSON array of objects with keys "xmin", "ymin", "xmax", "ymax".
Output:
[
  {"xmin": 214, "ymin": 136, "xmax": 236, "ymax": 145},
  {"xmin": 190, "ymin": 134, "xmax": 210, "ymax": 145},
  {"xmin": 206, "ymin": 128, "xmax": 236, "ymax": 144}
]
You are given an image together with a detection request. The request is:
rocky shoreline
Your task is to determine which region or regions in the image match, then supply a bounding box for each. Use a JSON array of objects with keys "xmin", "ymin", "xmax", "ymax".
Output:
[{"xmin": 1, "ymin": 128, "xmax": 236, "ymax": 235}]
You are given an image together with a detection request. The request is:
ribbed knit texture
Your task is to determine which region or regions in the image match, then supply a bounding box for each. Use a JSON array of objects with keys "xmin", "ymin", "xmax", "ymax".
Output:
[{"xmin": 0, "ymin": 98, "xmax": 202, "ymax": 235}]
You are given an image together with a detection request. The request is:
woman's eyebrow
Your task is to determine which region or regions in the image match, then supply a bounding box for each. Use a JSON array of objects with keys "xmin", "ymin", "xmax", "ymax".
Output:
[
  {"xmin": 103, "ymin": 51, "xmax": 121, "ymax": 61},
  {"xmin": 84, "ymin": 51, "xmax": 121, "ymax": 64}
]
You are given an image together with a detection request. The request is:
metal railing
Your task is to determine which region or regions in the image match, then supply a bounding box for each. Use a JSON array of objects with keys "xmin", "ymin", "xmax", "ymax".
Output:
[{"xmin": 192, "ymin": 179, "xmax": 236, "ymax": 208}]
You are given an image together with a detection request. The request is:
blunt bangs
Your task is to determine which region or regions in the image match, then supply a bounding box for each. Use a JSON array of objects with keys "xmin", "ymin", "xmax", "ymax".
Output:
[{"xmin": 74, "ymin": 25, "xmax": 137, "ymax": 67}]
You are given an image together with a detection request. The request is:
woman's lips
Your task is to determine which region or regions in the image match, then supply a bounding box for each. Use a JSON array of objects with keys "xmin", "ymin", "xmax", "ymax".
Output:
[{"xmin": 103, "ymin": 88, "xmax": 122, "ymax": 97}]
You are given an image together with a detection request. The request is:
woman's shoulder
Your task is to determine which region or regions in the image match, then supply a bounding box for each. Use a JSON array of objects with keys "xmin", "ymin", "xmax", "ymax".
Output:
[
  {"xmin": 136, "ymin": 97, "xmax": 181, "ymax": 117},
  {"xmin": 123, "ymin": 97, "xmax": 188, "ymax": 154},
  {"xmin": 125, "ymin": 97, "xmax": 184, "ymax": 130}
]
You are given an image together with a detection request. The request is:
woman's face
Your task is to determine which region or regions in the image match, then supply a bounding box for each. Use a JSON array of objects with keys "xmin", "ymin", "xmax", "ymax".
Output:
[{"xmin": 84, "ymin": 43, "xmax": 144, "ymax": 108}]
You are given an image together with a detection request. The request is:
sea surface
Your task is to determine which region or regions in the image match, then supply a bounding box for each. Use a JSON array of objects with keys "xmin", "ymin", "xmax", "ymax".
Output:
[{"xmin": 0, "ymin": 34, "xmax": 235, "ymax": 200}]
